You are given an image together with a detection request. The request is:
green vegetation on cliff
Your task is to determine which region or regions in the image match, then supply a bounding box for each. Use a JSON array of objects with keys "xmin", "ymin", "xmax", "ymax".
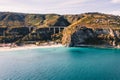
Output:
[
  {"xmin": 0, "ymin": 12, "xmax": 120, "ymax": 45},
  {"xmin": 0, "ymin": 12, "xmax": 82, "ymax": 28},
  {"xmin": 62, "ymin": 13, "xmax": 120, "ymax": 46}
]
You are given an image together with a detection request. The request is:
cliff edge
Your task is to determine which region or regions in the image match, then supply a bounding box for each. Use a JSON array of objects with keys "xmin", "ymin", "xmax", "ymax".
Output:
[{"xmin": 62, "ymin": 13, "xmax": 120, "ymax": 48}]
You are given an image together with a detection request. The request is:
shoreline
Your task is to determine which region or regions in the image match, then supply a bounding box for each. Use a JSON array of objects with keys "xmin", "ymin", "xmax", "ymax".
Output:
[
  {"xmin": 75, "ymin": 44, "xmax": 120, "ymax": 49},
  {"xmin": 0, "ymin": 44, "xmax": 120, "ymax": 52},
  {"xmin": 0, "ymin": 44, "xmax": 63, "ymax": 52}
]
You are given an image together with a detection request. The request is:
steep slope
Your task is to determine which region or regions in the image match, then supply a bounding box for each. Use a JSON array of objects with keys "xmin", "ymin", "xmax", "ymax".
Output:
[
  {"xmin": 0, "ymin": 12, "xmax": 25, "ymax": 27},
  {"xmin": 1, "ymin": 12, "xmax": 120, "ymax": 46},
  {"xmin": 0, "ymin": 12, "xmax": 84, "ymax": 43},
  {"xmin": 62, "ymin": 13, "xmax": 120, "ymax": 47},
  {"xmin": 0, "ymin": 12, "xmax": 83, "ymax": 28}
]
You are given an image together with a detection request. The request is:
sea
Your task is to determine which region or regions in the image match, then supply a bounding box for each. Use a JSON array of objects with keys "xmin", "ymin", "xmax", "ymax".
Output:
[{"xmin": 0, "ymin": 47, "xmax": 120, "ymax": 80}]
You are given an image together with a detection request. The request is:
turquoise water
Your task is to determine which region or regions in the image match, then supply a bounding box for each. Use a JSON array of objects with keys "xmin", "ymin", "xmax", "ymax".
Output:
[{"xmin": 0, "ymin": 47, "xmax": 120, "ymax": 80}]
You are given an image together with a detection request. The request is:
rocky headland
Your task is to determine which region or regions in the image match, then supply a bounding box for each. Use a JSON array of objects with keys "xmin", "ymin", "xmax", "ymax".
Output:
[
  {"xmin": 0, "ymin": 12, "xmax": 120, "ymax": 48},
  {"xmin": 62, "ymin": 26, "xmax": 120, "ymax": 48},
  {"xmin": 62, "ymin": 13, "xmax": 120, "ymax": 48}
]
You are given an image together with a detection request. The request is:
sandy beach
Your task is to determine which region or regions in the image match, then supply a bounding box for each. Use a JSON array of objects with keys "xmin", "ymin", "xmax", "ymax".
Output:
[{"xmin": 0, "ymin": 44, "xmax": 63, "ymax": 52}]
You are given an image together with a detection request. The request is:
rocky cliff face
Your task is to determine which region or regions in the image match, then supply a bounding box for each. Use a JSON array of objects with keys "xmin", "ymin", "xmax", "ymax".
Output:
[
  {"xmin": 0, "ymin": 12, "xmax": 120, "ymax": 46},
  {"xmin": 62, "ymin": 13, "xmax": 120, "ymax": 47},
  {"xmin": 0, "ymin": 12, "xmax": 84, "ymax": 43},
  {"xmin": 62, "ymin": 26, "xmax": 120, "ymax": 47}
]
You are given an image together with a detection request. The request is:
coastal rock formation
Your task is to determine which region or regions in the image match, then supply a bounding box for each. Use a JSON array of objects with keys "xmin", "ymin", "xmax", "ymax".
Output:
[
  {"xmin": 62, "ymin": 13, "xmax": 120, "ymax": 47},
  {"xmin": 0, "ymin": 12, "xmax": 84, "ymax": 43},
  {"xmin": 69, "ymin": 27, "xmax": 96, "ymax": 46},
  {"xmin": 62, "ymin": 26, "xmax": 120, "ymax": 47},
  {"xmin": 0, "ymin": 12, "xmax": 120, "ymax": 46}
]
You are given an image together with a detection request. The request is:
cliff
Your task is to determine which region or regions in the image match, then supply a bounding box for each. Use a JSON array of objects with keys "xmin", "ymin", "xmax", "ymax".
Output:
[
  {"xmin": 62, "ymin": 13, "xmax": 120, "ymax": 47},
  {"xmin": 0, "ymin": 12, "xmax": 120, "ymax": 47},
  {"xmin": 0, "ymin": 12, "xmax": 83, "ymax": 43}
]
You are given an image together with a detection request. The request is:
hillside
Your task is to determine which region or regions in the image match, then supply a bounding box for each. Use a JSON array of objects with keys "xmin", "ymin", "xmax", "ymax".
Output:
[
  {"xmin": 0, "ymin": 12, "xmax": 83, "ymax": 44},
  {"xmin": 0, "ymin": 12, "xmax": 120, "ymax": 47},
  {"xmin": 62, "ymin": 13, "xmax": 120, "ymax": 47},
  {"xmin": 0, "ymin": 12, "xmax": 83, "ymax": 28}
]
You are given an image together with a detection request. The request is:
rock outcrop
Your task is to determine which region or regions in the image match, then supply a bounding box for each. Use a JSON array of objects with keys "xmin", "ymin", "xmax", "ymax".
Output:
[
  {"xmin": 0, "ymin": 12, "xmax": 120, "ymax": 46},
  {"xmin": 62, "ymin": 26, "xmax": 120, "ymax": 47},
  {"xmin": 62, "ymin": 13, "xmax": 120, "ymax": 48}
]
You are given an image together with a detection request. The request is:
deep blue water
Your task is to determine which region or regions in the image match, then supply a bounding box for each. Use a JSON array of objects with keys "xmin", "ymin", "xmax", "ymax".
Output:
[{"xmin": 0, "ymin": 47, "xmax": 120, "ymax": 80}]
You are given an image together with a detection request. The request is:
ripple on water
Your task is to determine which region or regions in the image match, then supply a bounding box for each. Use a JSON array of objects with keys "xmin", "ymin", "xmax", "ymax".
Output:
[{"xmin": 0, "ymin": 47, "xmax": 120, "ymax": 80}]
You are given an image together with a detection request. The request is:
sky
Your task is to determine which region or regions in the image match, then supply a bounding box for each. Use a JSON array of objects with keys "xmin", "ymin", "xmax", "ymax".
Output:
[{"xmin": 0, "ymin": 0, "xmax": 120, "ymax": 15}]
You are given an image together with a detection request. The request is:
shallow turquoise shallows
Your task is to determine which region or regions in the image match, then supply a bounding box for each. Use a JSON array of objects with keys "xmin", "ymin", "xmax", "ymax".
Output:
[{"xmin": 0, "ymin": 47, "xmax": 120, "ymax": 80}]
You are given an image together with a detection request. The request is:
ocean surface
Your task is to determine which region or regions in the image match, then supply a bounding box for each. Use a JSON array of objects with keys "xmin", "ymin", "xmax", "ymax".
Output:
[{"xmin": 0, "ymin": 47, "xmax": 120, "ymax": 80}]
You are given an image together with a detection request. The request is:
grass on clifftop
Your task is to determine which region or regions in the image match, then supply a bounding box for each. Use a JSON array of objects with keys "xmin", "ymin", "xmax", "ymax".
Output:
[
  {"xmin": 62, "ymin": 13, "xmax": 120, "ymax": 45},
  {"xmin": 65, "ymin": 13, "xmax": 120, "ymax": 35}
]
